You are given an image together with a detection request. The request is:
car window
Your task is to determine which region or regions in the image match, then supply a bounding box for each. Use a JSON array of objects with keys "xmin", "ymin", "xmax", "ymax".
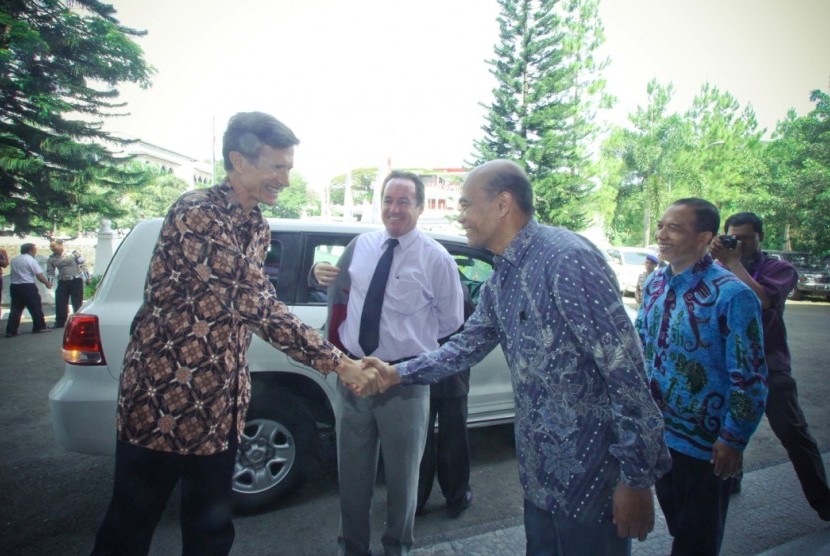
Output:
[
  {"xmin": 269, "ymin": 232, "xmax": 302, "ymax": 304},
  {"xmin": 447, "ymin": 247, "xmax": 494, "ymax": 306},
  {"xmin": 287, "ymin": 232, "xmax": 495, "ymax": 308},
  {"xmin": 298, "ymin": 233, "xmax": 359, "ymax": 305},
  {"xmin": 313, "ymin": 244, "xmax": 346, "ymax": 267},
  {"xmin": 264, "ymin": 242, "xmax": 281, "ymax": 288}
]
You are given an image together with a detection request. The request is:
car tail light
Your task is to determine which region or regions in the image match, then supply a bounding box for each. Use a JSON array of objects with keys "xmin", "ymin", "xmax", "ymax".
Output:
[{"xmin": 63, "ymin": 314, "xmax": 107, "ymax": 365}]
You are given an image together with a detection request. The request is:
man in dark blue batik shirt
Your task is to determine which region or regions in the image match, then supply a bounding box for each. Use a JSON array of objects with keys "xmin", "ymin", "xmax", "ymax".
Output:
[{"xmin": 365, "ymin": 159, "xmax": 671, "ymax": 556}]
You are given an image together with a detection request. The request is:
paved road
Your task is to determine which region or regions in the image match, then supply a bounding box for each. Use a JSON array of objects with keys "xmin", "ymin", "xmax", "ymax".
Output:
[{"xmin": 0, "ymin": 300, "xmax": 828, "ymax": 555}]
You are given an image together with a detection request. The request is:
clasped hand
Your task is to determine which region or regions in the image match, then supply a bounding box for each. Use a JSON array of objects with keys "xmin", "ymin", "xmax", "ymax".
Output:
[{"xmin": 336, "ymin": 356, "xmax": 401, "ymax": 396}]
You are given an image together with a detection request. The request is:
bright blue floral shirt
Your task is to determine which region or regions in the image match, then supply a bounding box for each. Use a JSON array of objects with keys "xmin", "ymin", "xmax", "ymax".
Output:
[
  {"xmin": 398, "ymin": 220, "xmax": 670, "ymax": 522},
  {"xmin": 636, "ymin": 254, "xmax": 767, "ymax": 461}
]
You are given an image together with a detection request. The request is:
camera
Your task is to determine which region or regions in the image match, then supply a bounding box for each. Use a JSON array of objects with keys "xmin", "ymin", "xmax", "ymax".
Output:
[{"xmin": 718, "ymin": 234, "xmax": 738, "ymax": 249}]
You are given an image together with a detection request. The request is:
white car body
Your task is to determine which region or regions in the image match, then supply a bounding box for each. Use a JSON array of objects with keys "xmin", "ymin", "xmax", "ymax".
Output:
[
  {"xmin": 49, "ymin": 218, "xmax": 514, "ymax": 510},
  {"xmin": 605, "ymin": 247, "xmax": 658, "ymax": 295}
]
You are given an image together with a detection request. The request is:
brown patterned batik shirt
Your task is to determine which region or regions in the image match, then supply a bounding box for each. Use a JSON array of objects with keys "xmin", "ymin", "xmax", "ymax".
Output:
[{"xmin": 116, "ymin": 180, "xmax": 343, "ymax": 455}]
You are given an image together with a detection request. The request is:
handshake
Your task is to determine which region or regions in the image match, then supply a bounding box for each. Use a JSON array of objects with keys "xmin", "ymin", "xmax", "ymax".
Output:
[{"xmin": 336, "ymin": 356, "xmax": 403, "ymax": 396}]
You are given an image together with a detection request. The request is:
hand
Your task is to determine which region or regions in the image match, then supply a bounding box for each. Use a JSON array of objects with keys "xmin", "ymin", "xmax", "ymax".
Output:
[
  {"xmin": 336, "ymin": 357, "xmax": 381, "ymax": 396},
  {"xmin": 313, "ymin": 262, "xmax": 340, "ymax": 287},
  {"xmin": 361, "ymin": 356, "xmax": 401, "ymax": 393},
  {"xmin": 711, "ymin": 441, "xmax": 742, "ymax": 480},
  {"xmin": 612, "ymin": 483, "xmax": 655, "ymax": 541},
  {"xmin": 709, "ymin": 236, "xmax": 741, "ymax": 267}
]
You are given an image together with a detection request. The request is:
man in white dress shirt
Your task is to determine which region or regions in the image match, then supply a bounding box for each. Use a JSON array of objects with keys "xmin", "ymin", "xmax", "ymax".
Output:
[
  {"xmin": 5, "ymin": 243, "xmax": 52, "ymax": 337},
  {"xmin": 312, "ymin": 170, "xmax": 464, "ymax": 556}
]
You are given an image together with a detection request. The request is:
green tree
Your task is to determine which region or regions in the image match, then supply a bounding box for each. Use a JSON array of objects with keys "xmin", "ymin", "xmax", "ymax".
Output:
[
  {"xmin": 599, "ymin": 80, "xmax": 775, "ymax": 247},
  {"xmin": 760, "ymin": 90, "xmax": 830, "ymax": 255},
  {"xmin": 116, "ymin": 164, "xmax": 189, "ymax": 228},
  {"xmin": 0, "ymin": 0, "xmax": 153, "ymax": 235},
  {"xmin": 600, "ymin": 81, "xmax": 694, "ymax": 245},
  {"xmin": 328, "ymin": 167, "xmax": 378, "ymax": 206},
  {"xmin": 685, "ymin": 83, "xmax": 765, "ymax": 214},
  {"xmin": 260, "ymin": 173, "xmax": 318, "ymax": 219},
  {"xmin": 472, "ymin": 0, "xmax": 607, "ymax": 229}
]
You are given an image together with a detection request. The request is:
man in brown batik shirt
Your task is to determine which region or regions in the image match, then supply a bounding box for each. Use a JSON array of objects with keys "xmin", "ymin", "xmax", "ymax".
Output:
[{"xmin": 92, "ymin": 112, "xmax": 381, "ymax": 556}]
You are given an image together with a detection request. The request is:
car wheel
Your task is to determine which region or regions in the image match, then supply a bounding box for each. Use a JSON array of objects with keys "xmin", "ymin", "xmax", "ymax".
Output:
[
  {"xmin": 232, "ymin": 394, "xmax": 317, "ymax": 512},
  {"xmin": 789, "ymin": 288, "xmax": 804, "ymax": 301}
]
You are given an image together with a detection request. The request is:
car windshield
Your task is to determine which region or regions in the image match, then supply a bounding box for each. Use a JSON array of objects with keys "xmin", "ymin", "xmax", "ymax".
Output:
[{"xmin": 622, "ymin": 251, "xmax": 650, "ymax": 265}]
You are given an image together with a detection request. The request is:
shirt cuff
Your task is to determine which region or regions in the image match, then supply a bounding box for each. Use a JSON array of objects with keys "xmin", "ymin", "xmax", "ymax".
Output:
[{"xmin": 396, "ymin": 360, "xmax": 416, "ymax": 384}]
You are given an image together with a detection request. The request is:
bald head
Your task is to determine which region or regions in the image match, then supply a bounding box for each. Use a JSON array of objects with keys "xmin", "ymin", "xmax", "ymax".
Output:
[
  {"xmin": 458, "ymin": 159, "xmax": 534, "ymax": 254},
  {"xmin": 467, "ymin": 159, "xmax": 534, "ymax": 216}
]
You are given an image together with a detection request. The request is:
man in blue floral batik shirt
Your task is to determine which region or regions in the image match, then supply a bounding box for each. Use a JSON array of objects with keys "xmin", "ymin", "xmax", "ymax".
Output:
[
  {"xmin": 365, "ymin": 160, "xmax": 672, "ymax": 556},
  {"xmin": 637, "ymin": 198, "xmax": 767, "ymax": 556}
]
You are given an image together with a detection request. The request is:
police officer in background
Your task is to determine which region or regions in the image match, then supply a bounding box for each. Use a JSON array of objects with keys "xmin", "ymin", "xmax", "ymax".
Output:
[{"xmin": 47, "ymin": 238, "xmax": 90, "ymax": 329}]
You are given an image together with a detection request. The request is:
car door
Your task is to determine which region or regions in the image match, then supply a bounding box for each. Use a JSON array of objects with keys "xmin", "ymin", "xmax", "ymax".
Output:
[{"xmin": 439, "ymin": 241, "xmax": 514, "ymax": 427}]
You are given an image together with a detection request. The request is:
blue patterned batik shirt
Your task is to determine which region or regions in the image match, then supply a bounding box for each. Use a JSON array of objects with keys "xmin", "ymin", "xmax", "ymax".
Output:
[
  {"xmin": 398, "ymin": 220, "xmax": 671, "ymax": 523},
  {"xmin": 636, "ymin": 254, "xmax": 767, "ymax": 461}
]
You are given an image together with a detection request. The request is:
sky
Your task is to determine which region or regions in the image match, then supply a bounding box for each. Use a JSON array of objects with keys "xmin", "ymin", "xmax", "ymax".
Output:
[{"xmin": 102, "ymin": 0, "xmax": 830, "ymax": 188}]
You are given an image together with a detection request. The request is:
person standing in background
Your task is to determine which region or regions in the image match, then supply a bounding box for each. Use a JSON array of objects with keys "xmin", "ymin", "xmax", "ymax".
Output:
[
  {"xmin": 5, "ymin": 243, "xmax": 52, "ymax": 337},
  {"xmin": 47, "ymin": 239, "xmax": 90, "ymax": 328},
  {"xmin": 416, "ymin": 285, "xmax": 474, "ymax": 519},
  {"xmin": 635, "ymin": 253, "xmax": 659, "ymax": 306},
  {"xmin": 0, "ymin": 247, "xmax": 9, "ymax": 316},
  {"xmin": 711, "ymin": 211, "xmax": 830, "ymax": 520}
]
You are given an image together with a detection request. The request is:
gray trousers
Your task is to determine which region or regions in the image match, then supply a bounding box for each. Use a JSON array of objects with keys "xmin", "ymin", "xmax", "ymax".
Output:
[{"xmin": 336, "ymin": 380, "xmax": 429, "ymax": 556}]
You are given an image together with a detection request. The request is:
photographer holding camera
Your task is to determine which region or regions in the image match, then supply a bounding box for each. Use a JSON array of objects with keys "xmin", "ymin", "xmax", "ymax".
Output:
[{"xmin": 711, "ymin": 212, "xmax": 830, "ymax": 521}]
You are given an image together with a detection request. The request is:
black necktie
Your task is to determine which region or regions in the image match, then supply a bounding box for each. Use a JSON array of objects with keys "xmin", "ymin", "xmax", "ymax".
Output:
[{"xmin": 359, "ymin": 238, "xmax": 399, "ymax": 355}]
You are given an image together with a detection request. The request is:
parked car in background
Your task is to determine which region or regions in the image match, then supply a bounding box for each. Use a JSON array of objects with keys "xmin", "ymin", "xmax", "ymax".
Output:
[
  {"xmin": 604, "ymin": 247, "xmax": 659, "ymax": 296},
  {"xmin": 49, "ymin": 218, "xmax": 515, "ymax": 512},
  {"xmin": 766, "ymin": 250, "xmax": 830, "ymax": 301}
]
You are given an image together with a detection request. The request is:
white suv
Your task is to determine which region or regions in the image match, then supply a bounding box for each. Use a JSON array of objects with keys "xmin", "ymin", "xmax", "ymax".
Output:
[
  {"xmin": 604, "ymin": 247, "xmax": 658, "ymax": 296},
  {"xmin": 49, "ymin": 218, "xmax": 514, "ymax": 511}
]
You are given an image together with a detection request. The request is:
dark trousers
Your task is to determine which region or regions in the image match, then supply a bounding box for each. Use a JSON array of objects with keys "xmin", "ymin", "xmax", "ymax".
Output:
[
  {"xmin": 91, "ymin": 437, "xmax": 238, "ymax": 556},
  {"xmin": 54, "ymin": 277, "xmax": 84, "ymax": 326},
  {"xmin": 6, "ymin": 283, "xmax": 47, "ymax": 335},
  {"xmin": 766, "ymin": 369, "xmax": 830, "ymax": 515},
  {"xmin": 656, "ymin": 448, "xmax": 732, "ymax": 556},
  {"xmin": 417, "ymin": 395, "xmax": 470, "ymax": 511},
  {"xmin": 523, "ymin": 499, "xmax": 629, "ymax": 556}
]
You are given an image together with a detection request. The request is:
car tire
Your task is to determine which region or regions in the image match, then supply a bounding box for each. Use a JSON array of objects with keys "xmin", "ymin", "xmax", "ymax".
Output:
[
  {"xmin": 232, "ymin": 394, "xmax": 317, "ymax": 513},
  {"xmin": 789, "ymin": 288, "xmax": 804, "ymax": 301}
]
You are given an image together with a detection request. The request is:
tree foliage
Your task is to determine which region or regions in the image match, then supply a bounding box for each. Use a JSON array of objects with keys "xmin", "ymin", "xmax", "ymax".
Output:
[
  {"xmin": 0, "ymin": 0, "xmax": 154, "ymax": 235},
  {"xmin": 472, "ymin": 0, "xmax": 608, "ymax": 229},
  {"xmin": 116, "ymin": 163, "xmax": 190, "ymax": 229},
  {"xmin": 260, "ymin": 173, "xmax": 318, "ymax": 219},
  {"xmin": 597, "ymin": 80, "xmax": 767, "ymax": 247},
  {"xmin": 760, "ymin": 90, "xmax": 830, "ymax": 255},
  {"xmin": 328, "ymin": 167, "xmax": 378, "ymax": 206}
]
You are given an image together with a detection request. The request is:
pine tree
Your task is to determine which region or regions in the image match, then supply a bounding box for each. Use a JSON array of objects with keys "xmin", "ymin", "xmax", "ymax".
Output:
[
  {"xmin": 0, "ymin": 0, "xmax": 154, "ymax": 235},
  {"xmin": 472, "ymin": 0, "xmax": 607, "ymax": 230}
]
